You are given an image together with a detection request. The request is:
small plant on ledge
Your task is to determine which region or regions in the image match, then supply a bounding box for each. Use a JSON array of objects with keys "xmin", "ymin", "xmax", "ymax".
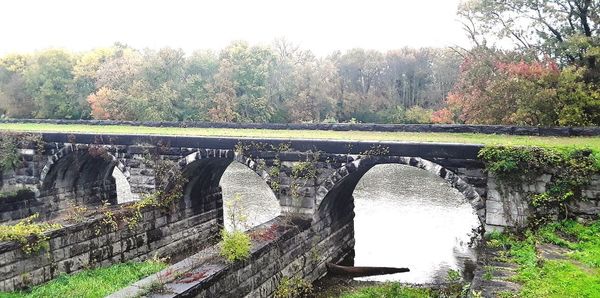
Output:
[{"xmin": 219, "ymin": 194, "xmax": 251, "ymax": 262}]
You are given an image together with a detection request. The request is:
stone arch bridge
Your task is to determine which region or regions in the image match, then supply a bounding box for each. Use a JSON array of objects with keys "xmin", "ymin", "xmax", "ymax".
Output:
[
  {"xmin": 1, "ymin": 133, "xmax": 489, "ymax": 226},
  {"xmin": 0, "ymin": 132, "xmax": 543, "ymax": 295}
]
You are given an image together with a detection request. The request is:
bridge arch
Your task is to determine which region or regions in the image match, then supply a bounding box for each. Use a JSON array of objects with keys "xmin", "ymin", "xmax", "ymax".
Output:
[
  {"xmin": 39, "ymin": 144, "xmax": 134, "ymax": 205},
  {"xmin": 315, "ymin": 156, "xmax": 485, "ymax": 227},
  {"xmin": 177, "ymin": 149, "xmax": 281, "ymax": 224},
  {"xmin": 177, "ymin": 149, "xmax": 234, "ymax": 214}
]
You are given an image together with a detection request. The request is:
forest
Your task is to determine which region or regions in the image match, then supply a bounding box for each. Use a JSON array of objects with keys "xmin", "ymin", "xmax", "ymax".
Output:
[{"xmin": 0, "ymin": 0, "xmax": 598, "ymax": 126}]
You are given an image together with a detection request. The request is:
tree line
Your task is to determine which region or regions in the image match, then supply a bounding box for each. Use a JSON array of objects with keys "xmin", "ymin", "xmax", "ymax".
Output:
[
  {"xmin": 0, "ymin": 41, "xmax": 461, "ymax": 124},
  {"xmin": 1, "ymin": 0, "xmax": 598, "ymax": 126}
]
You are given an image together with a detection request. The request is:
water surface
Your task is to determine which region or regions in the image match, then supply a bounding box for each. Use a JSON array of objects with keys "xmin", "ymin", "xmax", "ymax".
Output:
[{"xmin": 219, "ymin": 161, "xmax": 479, "ymax": 283}]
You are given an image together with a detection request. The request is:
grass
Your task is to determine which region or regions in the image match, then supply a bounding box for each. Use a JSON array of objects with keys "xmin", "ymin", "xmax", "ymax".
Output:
[
  {"xmin": 339, "ymin": 283, "xmax": 436, "ymax": 298},
  {"xmin": 337, "ymin": 270, "xmax": 466, "ymax": 298},
  {"xmin": 0, "ymin": 260, "xmax": 166, "ymax": 298},
  {"xmin": 1, "ymin": 123, "xmax": 600, "ymax": 151},
  {"xmin": 488, "ymin": 220, "xmax": 600, "ymax": 298}
]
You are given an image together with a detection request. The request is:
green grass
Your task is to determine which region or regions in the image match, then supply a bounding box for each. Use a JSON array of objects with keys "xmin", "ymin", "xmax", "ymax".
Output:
[
  {"xmin": 0, "ymin": 261, "xmax": 166, "ymax": 298},
  {"xmin": 339, "ymin": 283, "xmax": 435, "ymax": 298},
  {"xmin": 2, "ymin": 123, "xmax": 600, "ymax": 151},
  {"xmin": 488, "ymin": 220, "xmax": 600, "ymax": 298}
]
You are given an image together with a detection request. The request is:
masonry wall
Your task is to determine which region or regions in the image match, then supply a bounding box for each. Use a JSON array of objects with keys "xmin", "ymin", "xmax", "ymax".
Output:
[
  {"xmin": 0, "ymin": 187, "xmax": 223, "ymax": 292},
  {"xmin": 485, "ymin": 174, "xmax": 600, "ymax": 230},
  {"xmin": 108, "ymin": 194, "xmax": 355, "ymax": 298},
  {"xmin": 190, "ymin": 218, "xmax": 354, "ymax": 298},
  {"xmin": 0, "ymin": 182, "xmax": 117, "ymax": 224}
]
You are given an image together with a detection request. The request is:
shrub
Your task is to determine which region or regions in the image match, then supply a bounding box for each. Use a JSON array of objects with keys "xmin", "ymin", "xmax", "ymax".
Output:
[
  {"xmin": 219, "ymin": 229, "xmax": 251, "ymax": 262},
  {"xmin": 404, "ymin": 106, "xmax": 433, "ymax": 124},
  {"xmin": 274, "ymin": 276, "xmax": 313, "ymax": 298},
  {"xmin": 0, "ymin": 214, "xmax": 61, "ymax": 254}
]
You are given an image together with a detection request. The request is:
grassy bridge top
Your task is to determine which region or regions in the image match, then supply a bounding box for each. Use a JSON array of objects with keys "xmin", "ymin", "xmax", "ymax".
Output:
[{"xmin": 1, "ymin": 122, "xmax": 600, "ymax": 152}]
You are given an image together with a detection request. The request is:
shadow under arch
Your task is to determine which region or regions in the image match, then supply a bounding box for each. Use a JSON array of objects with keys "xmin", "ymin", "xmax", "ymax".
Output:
[
  {"xmin": 39, "ymin": 144, "xmax": 134, "ymax": 206},
  {"xmin": 315, "ymin": 156, "xmax": 485, "ymax": 230}
]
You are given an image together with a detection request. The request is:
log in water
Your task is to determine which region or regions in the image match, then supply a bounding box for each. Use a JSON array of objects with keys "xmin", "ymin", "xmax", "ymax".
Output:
[{"xmin": 326, "ymin": 263, "xmax": 410, "ymax": 278}]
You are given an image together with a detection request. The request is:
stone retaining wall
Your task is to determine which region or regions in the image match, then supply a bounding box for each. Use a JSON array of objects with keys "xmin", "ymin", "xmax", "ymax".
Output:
[
  {"xmin": 109, "ymin": 204, "xmax": 354, "ymax": 298},
  {"xmin": 0, "ymin": 182, "xmax": 117, "ymax": 224},
  {"xmin": 0, "ymin": 187, "xmax": 223, "ymax": 292},
  {"xmin": 3, "ymin": 119, "xmax": 600, "ymax": 136},
  {"xmin": 486, "ymin": 174, "xmax": 600, "ymax": 231}
]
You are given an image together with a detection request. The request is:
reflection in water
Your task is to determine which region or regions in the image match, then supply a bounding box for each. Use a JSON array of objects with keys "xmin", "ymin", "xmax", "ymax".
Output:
[
  {"xmin": 220, "ymin": 162, "xmax": 281, "ymax": 231},
  {"xmin": 353, "ymin": 164, "xmax": 479, "ymax": 283}
]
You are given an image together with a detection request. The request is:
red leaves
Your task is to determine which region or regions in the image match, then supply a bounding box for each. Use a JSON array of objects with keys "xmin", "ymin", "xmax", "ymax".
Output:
[
  {"xmin": 495, "ymin": 59, "xmax": 560, "ymax": 80},
  {"xmin": 249, "ymin": 224, "xmax": 279, "ymax": 242},
  {"xmin": 179, "ymin": 271, "xmax": 208, "ymax": 283},
  {"xmin": 430, "ymin": 108, "xmax": 454, "ymax": 124}
]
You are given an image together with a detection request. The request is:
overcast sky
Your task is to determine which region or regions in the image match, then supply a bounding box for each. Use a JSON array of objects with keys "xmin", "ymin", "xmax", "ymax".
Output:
[{"xmin": 1, "ymin": 0, "xmax": 470, "ymax": 56}]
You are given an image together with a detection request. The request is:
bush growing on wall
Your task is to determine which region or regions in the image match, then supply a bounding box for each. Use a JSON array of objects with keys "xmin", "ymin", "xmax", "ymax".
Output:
[{"xmin": 220, "ymin": 194, "xmax": 252, "ymax": 262}]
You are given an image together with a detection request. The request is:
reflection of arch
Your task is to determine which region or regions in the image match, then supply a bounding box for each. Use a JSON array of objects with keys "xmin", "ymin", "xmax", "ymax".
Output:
[
  {"xmin": 39, "ymin": 144, "xmax": 133, "ymax": 205},
  {"xmin": 316, "ymin": 156, "xmax": 485, "ymax": 226}
]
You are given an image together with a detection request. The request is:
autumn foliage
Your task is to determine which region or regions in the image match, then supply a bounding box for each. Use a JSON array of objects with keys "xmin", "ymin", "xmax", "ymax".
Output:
[{"xmin": 436, "ymin": 50, "xmax": 600, "ymax": 126}]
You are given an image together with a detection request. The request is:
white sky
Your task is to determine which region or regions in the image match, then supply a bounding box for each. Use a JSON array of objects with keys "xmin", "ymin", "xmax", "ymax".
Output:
[{"xmin": 0, "ymin": 0, "xmax": 470, "ymax": 56}]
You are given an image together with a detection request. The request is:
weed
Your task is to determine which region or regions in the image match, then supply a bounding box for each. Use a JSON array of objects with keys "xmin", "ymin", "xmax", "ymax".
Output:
[
  {"xmin": 0, "ymin": 214, "xmax": 61, "ymax": 254},
  {"xmin": 274, "ymin": 276, "xmax": 313, "ymax": 298}
]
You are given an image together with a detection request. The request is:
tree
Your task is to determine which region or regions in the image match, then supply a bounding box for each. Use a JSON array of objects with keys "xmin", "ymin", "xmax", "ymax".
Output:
[
  {"xmin": 459, "ymin": 0, "xmax": 600, "ymax": 81},
  {"xmin": 72, "ymin": 47, "xmax": 117, "ymax": 119},
  {"xmin": 23, "ymin": 49, "xmax": 84, "ymax": 119},
  {"xmin": 286, "ymin": 58, "xmax": 337, "ymax": 123},
  {"xmin": 207, "ymin": 60, "xmax": 238, "ymax": 122},
  {"xmin": 446, "ymin": 49, "xmax": 600, "ymax": 126},
  {"xmin": 89, "ymin": 47, "xmax": 143, "ymax": 120},
  {"xmin": 220, "ymin": 42, "xmax": 275, "ymax": 122},
  {"xmin": 334, "ymin": 49, "xmax": 387, "ymax": 122},
  {"xmin": 0, "ymin": 54, "xmax": 34, "ymax": 118},
  {"xmin": 180, "ymin": 50, "xmax": 219, "ymax": 121}
]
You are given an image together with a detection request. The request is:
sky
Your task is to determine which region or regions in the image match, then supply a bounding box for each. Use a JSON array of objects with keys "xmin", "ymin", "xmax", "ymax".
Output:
[{"xmin": 0, "ymin": 0, "xmax": 470, "ymax": 56}]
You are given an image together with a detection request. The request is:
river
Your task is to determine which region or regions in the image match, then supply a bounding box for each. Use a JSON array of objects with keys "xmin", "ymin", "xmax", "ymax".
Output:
[{"xmin": 220, "ymin": 161, "xmax": 479, "ymax": 284}]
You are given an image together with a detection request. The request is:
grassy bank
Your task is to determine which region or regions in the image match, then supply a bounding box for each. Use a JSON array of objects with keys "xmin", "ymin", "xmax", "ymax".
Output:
[
  {"xmin": 1, "ymin": 260, "xmax": 166, "ymax": 298},
  {"xmin": 1, "ymin": 123, "xmax": 600, "ymax": 151},
  {"xmin": 488, "ymin": 220, "xmax": 600, "ymax": 297},
  {"xmin": 339, "ymin": 283, "xmax": 439, "ymax": 298},
  {"xmin": 334, "ymin": 220, "xmax": 600, "ymax": 298}
]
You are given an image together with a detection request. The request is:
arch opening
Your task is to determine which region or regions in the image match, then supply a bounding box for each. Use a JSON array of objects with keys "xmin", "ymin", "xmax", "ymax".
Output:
[
  {"xmin": 219, "ymin": 161, "xmax": 281, "ymax": 231},
  {"xmin": 182, "ymin": 158, "xmax": 233, "ymax": 215},
  {"xmin": 317, "ymin": 157, "xmax": 483, "ymax": 284},
  {"xmin": 41, "ymin": 149, "xmax": 135, "ymax": 206}
]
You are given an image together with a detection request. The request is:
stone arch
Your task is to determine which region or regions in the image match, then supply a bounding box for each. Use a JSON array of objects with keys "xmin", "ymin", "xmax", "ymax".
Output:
[
  {"xmin": 39, "ymin": 144, "xmax": 134, "ymax": 205},
  {"xmin": 315, "ymin": 156, "xmax": 485, "ymax": 227},
  {"xmin": 233, "ymin": 153, "xmax": 274, "ymax": 187},
  {"xmin": 178, "ymin": 149, "xmax": 235, "ymax": 214},
  {"xmin": 177, "ymin": 149, "xmax": 282, "ymax": 216}
]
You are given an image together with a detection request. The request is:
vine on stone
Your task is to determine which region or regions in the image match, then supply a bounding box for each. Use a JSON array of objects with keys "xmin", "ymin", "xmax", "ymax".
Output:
[{"xmin": 479, "ymin": 145, "xmax": 599, "ymax": 224}]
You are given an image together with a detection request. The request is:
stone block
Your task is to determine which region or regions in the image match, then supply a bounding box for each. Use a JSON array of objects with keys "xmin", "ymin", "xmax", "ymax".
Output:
[{"xmin": 0, "ymin": 251, "xmax": 15, "ymax": 266}]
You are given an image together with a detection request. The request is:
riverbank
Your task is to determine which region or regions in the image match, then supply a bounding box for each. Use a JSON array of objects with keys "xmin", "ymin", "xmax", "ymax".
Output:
[
  {"xmin": 471, "ymin": 219, "xmax": 600, "ymax": 297},
  {"xmin": 2, "ymin": 122, "xmax": 600, "ymax": 151},
  {"xmin": 314, "ymin": 219, "xmax": 600, "ymax": 298},
  {"xmin": 313, "ymin": 276, "xmax": 466, "ymax": 298}
]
